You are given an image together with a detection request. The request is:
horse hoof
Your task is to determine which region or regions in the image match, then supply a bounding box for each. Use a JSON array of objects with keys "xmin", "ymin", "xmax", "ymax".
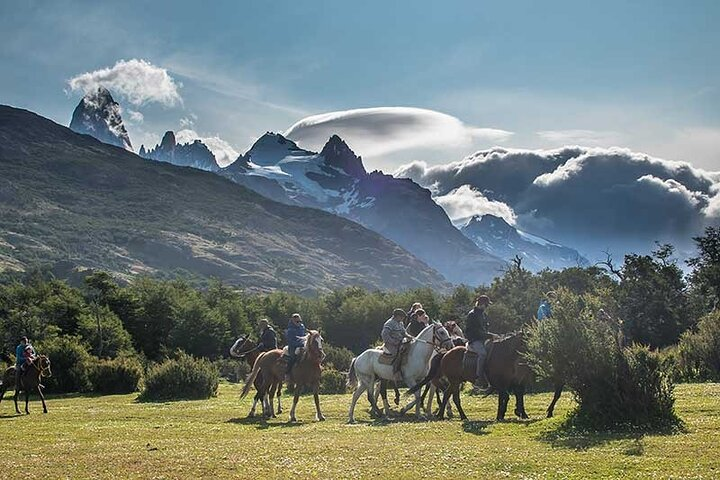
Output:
[
  {"xmin": 347, "ymin": 419, "xmax": 356, "ymax": 424},
  {"xmin": 316, "ymin": 415, "xmax": 326, "ymax": 422}
]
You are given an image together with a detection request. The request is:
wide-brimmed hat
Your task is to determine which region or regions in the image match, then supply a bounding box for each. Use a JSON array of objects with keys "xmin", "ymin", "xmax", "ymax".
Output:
[{"xmin": 476, "ymin": 295, "xmax": 492, "ymax": 306}]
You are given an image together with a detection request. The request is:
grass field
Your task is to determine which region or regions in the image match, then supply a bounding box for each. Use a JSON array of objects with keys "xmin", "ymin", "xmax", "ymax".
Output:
[{"xmin": 0, "ymin": 383, "xmax": 718, "ymax": 479}]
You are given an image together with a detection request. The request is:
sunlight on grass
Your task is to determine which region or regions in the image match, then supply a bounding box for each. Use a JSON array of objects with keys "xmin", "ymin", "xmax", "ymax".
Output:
[{"xmin": 0, "ymin": 383, "xmax": 717, "ymax": 479}]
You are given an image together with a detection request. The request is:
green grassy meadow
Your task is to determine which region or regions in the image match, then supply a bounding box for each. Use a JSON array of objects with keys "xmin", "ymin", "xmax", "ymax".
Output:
[{"xmin": 0, "ymin": 383, "xmax": 718, "ymax": 479}]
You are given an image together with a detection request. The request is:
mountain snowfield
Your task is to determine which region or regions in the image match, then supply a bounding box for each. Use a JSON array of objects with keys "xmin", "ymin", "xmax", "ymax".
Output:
[{"xmin": 65, "ymin": 89, "xmax": 600, "ymax": 283}]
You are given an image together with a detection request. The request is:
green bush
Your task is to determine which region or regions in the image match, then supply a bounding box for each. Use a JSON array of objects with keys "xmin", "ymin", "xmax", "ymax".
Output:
[
  {"xmin": 90, "ymin": 356, "xmax": 144, "ymax": 394},
  {"xmin": 214, "ymin": 358, "xmax": 250, "ymax": 383},
  {"xmin": 319, "ymin": 367, "xmax": 346, "ymax": 394},
  {"xmin": 526, "ymin": 289, "xmax": 680, "ymax": 430},
  {"xmin": 322, "ymin": 344, "xmax": 354, "ymax": 371},
  {"xmin": 139, "ymin": 352, "xmax": 219, "ymax": 401},
  {"xmin": 77, "ymin": 306, "xmax": 134, "ymax": 359},
  {"xmin": 36, "ymin": 336, "xmax": 94, "ymax": 393},
  {"xmin": 677, "ymin": 311, "xmax": 720, "ymax": 381}
]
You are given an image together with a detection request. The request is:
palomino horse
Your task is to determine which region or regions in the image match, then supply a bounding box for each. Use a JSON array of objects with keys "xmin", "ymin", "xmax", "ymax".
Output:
[
  {"xmin": 241, "ymin": 330, "xmax": 325, "ymax": 422},
  {"xmin": 229, "ymin": 335, "xmax": 282, "ymax": 417},
  {"xmin": 346, "ymin": 323, "xmax": 454, "ymax": 423},
  {"xmin": 0, "ymin": 355, "xmax": 52, "ymax": 414}
]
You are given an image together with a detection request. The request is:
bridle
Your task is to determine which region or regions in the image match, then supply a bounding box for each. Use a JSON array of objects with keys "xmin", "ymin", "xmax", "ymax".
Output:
[
  {"xmin": 28, "ymin": 356, "xmax": 52, "ymax": 378},
  {"xmin": 414, "ymin": 324, "xmax": 453, "ymax": 352},
  {"xmin": 232, "ymin": 336, "xmax": 258, "ymax": 358}
]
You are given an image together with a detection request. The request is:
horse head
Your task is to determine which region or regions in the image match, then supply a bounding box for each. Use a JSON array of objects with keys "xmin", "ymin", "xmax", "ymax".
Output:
[
  {"xmin": 229, "ymin": 335, "xmax": 253, "ymax": 357},
  {"xmin": 304, "ymin": 330, "xmax": 325, "ymax": 362},
  {"xmin": 422, "ymin": 323, "xmax": 454, "ymax": 351},
  {"xmin": 37, "ymin": 355, "xmax": 52, "ymax": 378}
]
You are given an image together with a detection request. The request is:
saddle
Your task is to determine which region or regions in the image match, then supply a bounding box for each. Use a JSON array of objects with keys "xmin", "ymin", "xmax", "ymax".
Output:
[{"xmin": 379, "ymin": 343, "xmax": 409, "ymax": 371}]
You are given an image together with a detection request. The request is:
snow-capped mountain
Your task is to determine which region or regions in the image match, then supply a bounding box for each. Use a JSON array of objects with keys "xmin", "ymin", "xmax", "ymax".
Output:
[
  {"xmin": 461, "ymin": 214, "xmax": 589, "ymax": 271},
  {"xmin": 140, "ymin": 131, "xmax": 220, "ymax": 172},
  {"xmin": 69, "ymin": 87, "xmax": 132, "ymax": 151},
  {"xmin": 220, "ymin": 133, "xmax": 507, "ymax": 285}
]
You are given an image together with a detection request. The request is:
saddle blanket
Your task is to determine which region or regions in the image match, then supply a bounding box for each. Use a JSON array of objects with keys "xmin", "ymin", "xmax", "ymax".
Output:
[{"xmin": 462, "ymin": 349, "xmax": 478, "ymax": 380}]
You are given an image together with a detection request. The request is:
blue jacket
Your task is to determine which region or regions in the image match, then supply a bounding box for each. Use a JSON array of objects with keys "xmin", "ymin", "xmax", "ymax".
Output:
[
  {"xmin": 286, "ymin": 321, "xmax": 306, "ymax": 349},
  {"xmin": 537, "ymin": 300, "xmax": 552, "ymax": 321},
  {"xmin": 15, "ymin": 344, "xmax": 25, "ymax": 367}
]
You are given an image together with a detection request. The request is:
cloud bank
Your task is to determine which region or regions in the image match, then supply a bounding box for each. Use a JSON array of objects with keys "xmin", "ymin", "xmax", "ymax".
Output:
[
  {"xmin": 435, "ymin": 185, "xmax": 518, "ymax": 226},
  {"xmin": 68, "ymin": 59, "xmax": 182, "ymax": 107},
  {"xmin": 284, "ymin": 107, "xmax": 512, "ymax": 157},
  {"xmin": 176, "ymin": 129, "xmax": 238, "ymax": 167},
  {"xmin": 396, "ymin": 146, "xmax": 720, "ymax": 258}
]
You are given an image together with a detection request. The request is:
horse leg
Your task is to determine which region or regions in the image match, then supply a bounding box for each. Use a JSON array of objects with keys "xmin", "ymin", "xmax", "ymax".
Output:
[
  {"xmin": 24, "ymin": 387, "xmax": 30, "ymax": 415},
  {"xmin": 289, "ymin": 388, "xmax": 300, "ymax": 422},
  {"xmin": 497, "ymin": 391, "xmax": 510, "ymax": 421},
  {"xmin": 248, "ymin": 392, "xmax": 260, "ymax": 417},
  {"xmin": 366, "ymin": 389, "xmax": 382, "ymax": 418},
  {"xmin": 313, "ymin": 384, "xmax": 325, "ymax": 421},
  {"xmin": 546, "ymin": 383, "xmax": 564, "ymax": 418},
  {"xmin": 451, "ymin": 384, "xmax": 467, "ymax": 421},
  {"xmin": 437, "ymin": 383, "xmax": 453, "ymax": 420},
  {"xmin": 378, "ymin": 381, "xmax": 391, "ymax": 415},
  {"xmin": 423, "ymin": 383, "xmax": 434, "ymax": 416},
  {"xmin": 393, "ymin": 383, "xmax": 401, "ymax": 407},
  {"xmin": 514, "ymin": 388, "xmax": 529, "ymax": 419},
  {"xmin": 276, "ymin": 381, "xmax": 283, "ymax": 414},
  {"xmin": 348, "ymin": 382, "xmax": 367, "ymax": 424},
  {"xmin": 267, "ymin": 383, "xmax": 277, "ymax": 418},
  {"xmin": 38, "ymin": 387, "xmax": 47, "ymax": 414},
  {"xmin": 14, "ymin": 383, "xmax": 21, "ymax": 415}
]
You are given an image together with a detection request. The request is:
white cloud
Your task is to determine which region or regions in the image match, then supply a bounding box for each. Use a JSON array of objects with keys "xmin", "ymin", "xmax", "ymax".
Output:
[
  {"xmin": 126, "ymin": 110, "xmax": 144, "ymax": 125},
  {"xmin": 179, "ymin": 115, "xmax": 197, "ymax": 128},
  {"xmin": 435, "ymin": 185, "xmax": 517, "ymax": 226},
  {"xmin": 284, "ymin": 107, "xmax": 513, "ymax": 157},
  {"xmin": 175, "ymin": 129, "xmax": 239, "ymax": 167},
  {"xmin": 68, "ymin": 59, "xmax": 182, "ymax": 107}
]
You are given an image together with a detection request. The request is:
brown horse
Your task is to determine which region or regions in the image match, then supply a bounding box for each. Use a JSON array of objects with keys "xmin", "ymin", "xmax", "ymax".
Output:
[
  {"xmin": 0, "ymin": 355, "xmax": 52, "ymax": 414},
  {"xmin": 229, "ymin": 335, "xmax": 283, "ymax": 417},
  {"xmin": 409, "ymin": 332, "xmax": 530, "ymax": 421},
  {"xmin": 241, "ymin": 330, "xmax": 325, "ymax": 422}
]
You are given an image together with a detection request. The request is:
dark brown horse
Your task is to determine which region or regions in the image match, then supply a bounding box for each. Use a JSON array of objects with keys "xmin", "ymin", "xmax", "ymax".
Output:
[
  {"xmin": 0, "ymin": 355, "xmax": 52, "ymax": 414},
  {"xmin": 409, "ymin": 332, "xmax": 530, "ymax": 421},
  {"xmin": 230, "ymin": 335, "xmax": 283, "ymax": 417},
  {"xmin": 241, "ymin": 330, "xmax": 325, "ymax": 422}
]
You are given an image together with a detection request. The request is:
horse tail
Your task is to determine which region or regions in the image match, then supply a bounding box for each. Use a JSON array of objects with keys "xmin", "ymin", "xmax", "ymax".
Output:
[
  {"xmin": 346, "ymin": 357, "xmax": 357, "ymax": 390},
  {"xmin": 240, "ymin": 353, "xmax": 264, "ymax": 399},
  {"xmin": 407, "ymin": 352, "xmax": 444, "ymax": 396}
]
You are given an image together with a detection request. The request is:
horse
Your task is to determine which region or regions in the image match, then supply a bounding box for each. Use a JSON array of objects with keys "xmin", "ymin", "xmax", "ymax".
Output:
[
  {"xmin": 0, "ymin": 355, "xmax": 52, "ymax": 414},
  {"xmin": 408, "ymin": 331, "xmax": 530, "ymax": 421},
  {"xmin": 229, "ymin": 335, "xmax": 283, "ymax": 417},
  {"xmin": 346, "ymin": 323, "xmax": 454, "ymax": 423},
  {"xmin": 241, "ymin": 330, "xmax": 325, "ymax": 422}
]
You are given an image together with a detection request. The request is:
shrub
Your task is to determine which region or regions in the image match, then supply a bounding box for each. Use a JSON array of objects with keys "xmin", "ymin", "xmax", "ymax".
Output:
[
  {"xmin": 214, "ymin": 358, "xmax": 250, "ymax": 383},
  {"xmin": 139, "ymin": 352, "xmax": 219, "ymax": 401},
  {"xmin": 322, "ymin": 344, "xmax": 354, "ymax": 371},
  {"xmin": 319, "ymin": 367, "xmax": 346, "ymax": 394},
  {"xmin": 36, "ymin": 336, "xmax": 94, "ymax": 393},
  {"xmin": 77, "ymin": 306, "xmax": 134, "ymax": 359},
  {"xmin": 526, "ymin": 289, "xmax": 680, "ymax": 430},
  {"xmin": 677, "ymin": 311, "xmax": 720, "ymax": 381},
  {"xmin": 90, "ymin": 356, "xmax": 144, "ymax": 394}
]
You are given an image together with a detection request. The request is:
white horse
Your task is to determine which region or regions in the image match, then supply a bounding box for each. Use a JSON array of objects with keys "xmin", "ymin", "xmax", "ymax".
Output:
[{"xmin": 346, "ymin": 323, "xmax": 454, "ymax": 423}]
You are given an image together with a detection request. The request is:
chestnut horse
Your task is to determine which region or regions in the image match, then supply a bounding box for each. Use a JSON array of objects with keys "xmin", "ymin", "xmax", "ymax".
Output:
[
  {"xmin": 229, "ymin": 335, "xmax": 282, "ymax": 417},
  {"xmin": 241, "ymin": 330, "xmax": 325, "ymax": 422},
  {"xmin": 0, "ymin": 355, "xmax": 52, "ymax": 414}
]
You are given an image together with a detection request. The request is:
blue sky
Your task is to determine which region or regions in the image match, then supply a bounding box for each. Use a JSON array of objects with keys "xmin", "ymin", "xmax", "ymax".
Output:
[{"xmin": 1, "ymin": 0, "xmax": 718, "ymax": 170}]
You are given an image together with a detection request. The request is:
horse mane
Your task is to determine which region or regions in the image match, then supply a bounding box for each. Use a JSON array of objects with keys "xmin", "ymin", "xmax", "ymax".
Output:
[{"xmin": 301, "ymin": 330, "xmax": 320, "ymax": 349}]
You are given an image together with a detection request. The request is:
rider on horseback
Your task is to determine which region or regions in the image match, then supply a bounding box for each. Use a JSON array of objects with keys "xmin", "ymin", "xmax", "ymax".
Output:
[
  {"xmin": 14, "ymin": 336, "xmax": 36, "ymax": 385},
  {"xmin": 466, "ymin": 295, "xmax": 493, "ymax": 389},
  {"xmin": 257, "ymin": 319, "xmax": 277, "ymax": 352},
  {"xmin": 285, "ymin": 313, "xmax": 306, "ymax": 375},
  {"xmin": 381, "ymin": 308, "xmax": 413, "ymax": 373}
]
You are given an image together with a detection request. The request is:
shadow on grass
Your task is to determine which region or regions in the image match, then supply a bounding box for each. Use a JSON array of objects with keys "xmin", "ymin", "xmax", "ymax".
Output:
[
  {"xmin": 226, "ymin": 417, "xmax": 306, "ymax": 430},
  {"xmin": 461, "ymin": 419, "xmax": 492, "ymax": 435},
  {"xmin": 538, "ymin": 418, "xmax": 686, "ymax": 452}
]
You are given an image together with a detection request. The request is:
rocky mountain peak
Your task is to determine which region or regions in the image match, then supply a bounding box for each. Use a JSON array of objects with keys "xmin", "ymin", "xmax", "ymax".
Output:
[
  {"xmin": 159, "ymin": 131, "xmax": 176, "ymax": 151},
  {"xmin": 69, "ymin": 87, "xmax": 132, "ymax": 151},
  {"xmin": 320, "ymin": 135, "xmax": 367, "ymax": 179},
  {"xmin": 141, "ymin": 130, "xmax": 219, "ymax": 172}
]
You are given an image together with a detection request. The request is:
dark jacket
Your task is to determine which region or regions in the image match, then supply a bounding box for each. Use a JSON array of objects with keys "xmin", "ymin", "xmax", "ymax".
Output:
[
  {"xmin": 465, "ymin": 307, "xmax": 491, "ymax": 343},
  {"xmin": 257, "ymin": 326, "xmax": 277, "ymax": 352},
  {"xmin": 406, "ymin": 319, "xmax": 427, "ymax": 337},
  {"xmin": 286, "ymin": 321, "xmax": 306, "ymax": 350}
]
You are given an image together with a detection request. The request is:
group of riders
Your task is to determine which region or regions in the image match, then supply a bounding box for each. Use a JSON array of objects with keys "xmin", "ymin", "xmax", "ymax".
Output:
[{"xmin": 249, "ymin": 292, "xmax": 556, "ymax": 387}]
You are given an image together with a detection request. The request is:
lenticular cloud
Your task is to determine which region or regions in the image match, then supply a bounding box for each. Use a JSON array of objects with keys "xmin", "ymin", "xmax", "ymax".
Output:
[
  {"xmin": 68, "ymin": 59, "xmax": 182, "ymax": 107},
  {"xmin": 284, "ymin": 107, "xmax": 512, "ymax": 157}
]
